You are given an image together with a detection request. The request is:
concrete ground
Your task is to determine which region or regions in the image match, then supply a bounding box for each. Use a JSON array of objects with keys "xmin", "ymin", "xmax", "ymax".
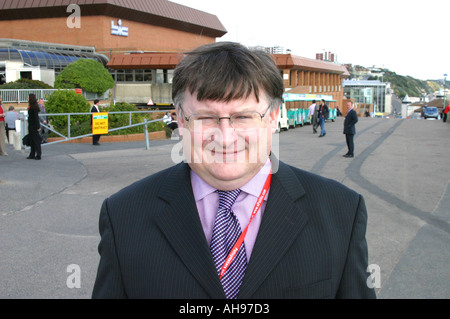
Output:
[{"xmin": 0, "ymin": 116, "xmax": 449, "ymax": 299}]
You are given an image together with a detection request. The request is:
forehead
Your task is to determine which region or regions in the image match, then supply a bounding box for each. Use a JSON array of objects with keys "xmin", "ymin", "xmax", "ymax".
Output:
[{"xmin": 182, "ymin": 90, "xmax": 267, "ymax": 114}]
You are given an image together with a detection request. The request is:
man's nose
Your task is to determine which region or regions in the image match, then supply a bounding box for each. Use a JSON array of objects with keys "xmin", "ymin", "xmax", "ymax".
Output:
[{"xmin": 212, "ymin": 117, "xmax": 237, "ymax": 142}]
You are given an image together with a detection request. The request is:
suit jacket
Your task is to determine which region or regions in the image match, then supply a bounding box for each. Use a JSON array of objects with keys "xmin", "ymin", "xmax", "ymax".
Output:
[
  {"xmin": 90, "ymin": 105, "xmax": 99, "ymax": 124},
  {"xmin": 92, "ymin": 160, "xmax": 376, "ymax": 299},
  {"xmin": 344, "ymin": 109, "xmax": 358, "ymax": 135}
]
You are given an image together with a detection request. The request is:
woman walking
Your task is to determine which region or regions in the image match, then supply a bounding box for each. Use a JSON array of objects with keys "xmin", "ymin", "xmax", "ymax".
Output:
[{"xmin": 27, "ymin": 94, "xmax": 42, "ymax": 160}]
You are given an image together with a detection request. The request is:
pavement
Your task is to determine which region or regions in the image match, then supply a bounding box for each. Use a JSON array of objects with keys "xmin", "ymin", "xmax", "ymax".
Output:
[{"xmin": 0, "ymin": 116, "xmax": 449, "ymax": 299}]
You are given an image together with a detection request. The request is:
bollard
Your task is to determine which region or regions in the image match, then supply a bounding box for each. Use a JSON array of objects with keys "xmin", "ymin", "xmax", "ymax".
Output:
[
  {"xmin": 12, "ymin": 131, "xmax": 21, "ymax": 150},
  {"xmin": 8, "ymin": 130, "xmax": 14, "ymax": 145}
]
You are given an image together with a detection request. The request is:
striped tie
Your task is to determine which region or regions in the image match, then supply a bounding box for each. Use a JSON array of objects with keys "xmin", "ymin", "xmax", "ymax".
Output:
[{"xmin": 210, "ymin": 189, "xmax": 247, "ymax": 299}]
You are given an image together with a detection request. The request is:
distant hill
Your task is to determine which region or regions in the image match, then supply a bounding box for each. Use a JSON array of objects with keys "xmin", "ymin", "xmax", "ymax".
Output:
[
  {"xmin": 345, "ymin": 65, "xmax": 443, "ymax": 99},
  {"xmin": 380, "ymin": 70, "xmax": 437, "ymax": 99}
]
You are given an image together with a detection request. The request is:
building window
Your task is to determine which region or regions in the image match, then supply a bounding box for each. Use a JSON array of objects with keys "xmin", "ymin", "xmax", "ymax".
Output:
[
  {"xmin": 156, "ymin": 69, "xmax": 174, "ymax": 84},
  {"xmin": 112, "ymin": 69, "xmax": 173, "ymax": 83}
]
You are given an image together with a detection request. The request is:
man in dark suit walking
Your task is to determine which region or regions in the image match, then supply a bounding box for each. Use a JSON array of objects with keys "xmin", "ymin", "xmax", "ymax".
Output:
[
  {"xmin": 92, "ymin": 42, "xmax": 376, "ymax": 299},
  {"xmin": 343, "ymin": 101, "xmax": 358, "ymax": 158},
  {"xmin": 91, "ymin": 99, "xmax": 101, "ymax": 145}
]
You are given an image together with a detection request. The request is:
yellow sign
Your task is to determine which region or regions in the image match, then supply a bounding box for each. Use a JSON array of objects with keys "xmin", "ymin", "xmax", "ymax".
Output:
[{"xmin": 92, "ymin": 112, "xmax": 109, "ymax": 135}]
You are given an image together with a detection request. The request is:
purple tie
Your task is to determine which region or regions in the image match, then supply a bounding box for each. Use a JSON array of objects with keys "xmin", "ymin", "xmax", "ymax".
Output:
[{"xmin": 210, "ymin": 189, "xmax": 247, "ymax": 299}]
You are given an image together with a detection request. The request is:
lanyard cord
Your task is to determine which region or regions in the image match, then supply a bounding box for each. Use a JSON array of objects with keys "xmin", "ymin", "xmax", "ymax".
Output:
[{"xmin": 219, "ymin": 167, "xmax": 272, "ymax": 279}]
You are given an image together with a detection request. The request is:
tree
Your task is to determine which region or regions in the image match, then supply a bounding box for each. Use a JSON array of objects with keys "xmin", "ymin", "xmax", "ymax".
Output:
[{"xmin": 54, "ymin": 59, "xmax": 114, "ymax": 95}]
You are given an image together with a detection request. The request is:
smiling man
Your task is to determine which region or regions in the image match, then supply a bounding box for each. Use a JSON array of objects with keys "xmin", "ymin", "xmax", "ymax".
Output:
[{"xmin": 92, "ymin": 42, "xmax": 376, "ymax": 299}]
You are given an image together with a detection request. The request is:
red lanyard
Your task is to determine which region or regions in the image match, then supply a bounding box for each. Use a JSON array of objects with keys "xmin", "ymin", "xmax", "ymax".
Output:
[{"xmin": 219, "ymin": 167, "xmax": 273, "ymax": 279}]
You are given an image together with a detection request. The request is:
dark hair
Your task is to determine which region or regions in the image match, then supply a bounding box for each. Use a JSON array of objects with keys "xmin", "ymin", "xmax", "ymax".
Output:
[
  {"xmin": 172, "ymin": 42, "xmax": 283, "ymax": 111},
  {"xmin": 94, "ymin": 99, "xmax": 100, "ymax": 104},
  {"xmin": 28, "ymin": 94, "xmax": 40, "ymax": 111}
]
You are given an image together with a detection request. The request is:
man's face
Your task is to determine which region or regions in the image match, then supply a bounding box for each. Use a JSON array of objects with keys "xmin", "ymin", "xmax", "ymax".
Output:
[
  {"xmin": 347, "ymin": 102, "xmax": 352, "ymax": 110},
  {"xmin": 177, "ymin": 90, "xmax": 279, "ymax": 190}
]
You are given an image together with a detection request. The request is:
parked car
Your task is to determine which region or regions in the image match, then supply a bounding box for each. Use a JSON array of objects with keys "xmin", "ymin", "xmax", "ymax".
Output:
[{"xmin": 423, "ymin": 107, "xmax": 439, "ymax": 119}]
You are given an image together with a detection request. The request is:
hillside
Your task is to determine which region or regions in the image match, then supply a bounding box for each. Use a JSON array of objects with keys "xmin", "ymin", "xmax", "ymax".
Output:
[
  {"xmin": 380, "ymin": 70, "xmax": 436, "ymax": 99},
  {"xmin": 345, "ymin": 65, "xmax": 442, "ymax": 99}
]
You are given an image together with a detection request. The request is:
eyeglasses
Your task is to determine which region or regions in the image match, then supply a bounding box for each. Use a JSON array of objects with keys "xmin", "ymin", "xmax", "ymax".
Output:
[{"xmin": 179, "ymin": 105, "xmax": 272, "ymax": 132}]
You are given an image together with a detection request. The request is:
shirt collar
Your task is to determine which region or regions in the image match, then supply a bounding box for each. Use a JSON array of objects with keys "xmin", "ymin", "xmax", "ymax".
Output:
[{"xmin": 190, "ymin": 159, "xmax": 272, "ymax": 201}]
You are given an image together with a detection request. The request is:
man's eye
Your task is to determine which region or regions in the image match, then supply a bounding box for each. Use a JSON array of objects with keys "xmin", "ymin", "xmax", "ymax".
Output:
[{"xmin": 196, "ymin": 116, "xmax": 216, "ymax": 121}]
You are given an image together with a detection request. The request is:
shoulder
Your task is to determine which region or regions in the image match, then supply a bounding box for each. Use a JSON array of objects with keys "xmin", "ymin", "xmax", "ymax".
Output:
[{"xmin": 278, "ymin": 161, "xmax": 358, "ymax": 198}]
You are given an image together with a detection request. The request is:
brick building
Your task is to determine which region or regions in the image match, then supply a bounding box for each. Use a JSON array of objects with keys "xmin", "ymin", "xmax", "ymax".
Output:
[{"xmin": 1, "ymin": 0, "xmax": 349, "ymax": 108}]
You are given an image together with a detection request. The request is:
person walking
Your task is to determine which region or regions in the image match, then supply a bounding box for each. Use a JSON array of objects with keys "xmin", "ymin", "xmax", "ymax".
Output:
[
  {"xmin": 27, "ymin": 94, "xmax": 42, "ymax": 160},
  {"xmin": 91, "ymin": 99, "xmax": 101, "ymax": 145},
  {"xmin": 308, "ymin": 100, "xmax": 319, "ymax": 133},
  {"xmin": 343, "ymin": 101, "xmax": 358, "ymax": 158},
  {"xmin": 318, "ymin": 99, "xmax": 329, "ymax": 137},
  {"xmin": 0, "ymin": 96, "xmax": 7, "ymax": 156}
]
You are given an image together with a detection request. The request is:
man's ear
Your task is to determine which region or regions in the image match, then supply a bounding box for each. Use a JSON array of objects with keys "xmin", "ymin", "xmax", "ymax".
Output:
[
  {"xmin": 270, "ymin": 105, "xmax": 280, "ymax": 133},
  {"xmin": 176, "ymin": 109, "xmax": 184, "ymax": 137}
]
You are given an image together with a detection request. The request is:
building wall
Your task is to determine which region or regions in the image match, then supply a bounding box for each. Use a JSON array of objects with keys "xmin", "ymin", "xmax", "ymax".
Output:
[
  {"xmin": 0, "ymin": 16, "xmax": 215, "ymax": 56},
  {"xmin": 283, "ymin": 68, "xmax": 345, "ymax": 110}
]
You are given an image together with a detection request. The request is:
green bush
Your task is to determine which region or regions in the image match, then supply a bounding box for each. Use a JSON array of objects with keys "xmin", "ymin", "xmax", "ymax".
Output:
[
  {"xmin": 45, "ymin": 90, "xmax": 91, "ymax": 137},
  {"xmin": 102, "ymin": 102, "xmax": 164, "ymax": 135},
  {"xmin": 54, "ymin": 59, "xmax": 114, "ymax": 95},
  {"xmin": 0, "ymin": 78, "xmax": 53, "ymax": 89}
]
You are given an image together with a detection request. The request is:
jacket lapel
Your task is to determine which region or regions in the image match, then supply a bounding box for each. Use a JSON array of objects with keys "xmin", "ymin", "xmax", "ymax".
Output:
[
  {"xmin": 154, "ymin": 162, "xmax": 225, "ymax": 298},
  {"xmin": 239, "ymin": 161, "xmax": 309, "ymax": 299}
]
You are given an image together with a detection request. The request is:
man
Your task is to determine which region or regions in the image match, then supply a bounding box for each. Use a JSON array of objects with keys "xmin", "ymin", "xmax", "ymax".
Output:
[
  {"xmin": 343, "ymin": 101, "xmax": 358, "ymax": 158},
  {"xmin": 318, "ymin": 99, "xmax": 329, "ymax": 137},
  {"xmin": 0, "ymin": 96, "xmax": 7, "ymax": 156},
  {"xmin": 308, "ymin": 100, "xmax": 319, "ymax": 133},
  {"xmin": 38, "ymin": 98, "xmax": 49, "ymax": 143},
  {"xmin": 443, "ymin": 104, "xmax": 450, "ymax": 123},
  {"xmin": 92, "ymin": 42, "xmax": 376, "ymax": 299},
  {"xmin": 91, "ymin": 99, "xmax": 101, "ymax": 145},
  {"xmin": 5, "ymin": 106, "xmax": 19, "ymax": 143}
]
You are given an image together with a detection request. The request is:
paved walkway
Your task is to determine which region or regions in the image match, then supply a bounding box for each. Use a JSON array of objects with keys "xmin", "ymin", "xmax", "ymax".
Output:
[{"xmin": 1, "ymin": 117, "xmax": 449, "ymax": 298}]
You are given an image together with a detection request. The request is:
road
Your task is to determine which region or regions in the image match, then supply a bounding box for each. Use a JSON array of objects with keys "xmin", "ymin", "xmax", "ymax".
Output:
[{"xmin": 0, "ymin": 116, "xmax": 449, "ymax": 299}]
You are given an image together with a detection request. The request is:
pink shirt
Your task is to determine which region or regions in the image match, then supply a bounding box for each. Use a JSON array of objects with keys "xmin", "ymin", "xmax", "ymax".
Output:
[{"xmin": 190, "ymin": 159, "xmax": 271, "ymax": 261}]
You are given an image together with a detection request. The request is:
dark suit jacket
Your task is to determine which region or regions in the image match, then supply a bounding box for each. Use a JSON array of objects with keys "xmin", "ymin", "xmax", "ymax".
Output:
[
  {"xmin": 343, "ymin": 109, "xmax": 358, "ymax": 135},
  {"xmin": 92, "ymin": 160, "xmax": 376, "ymax": 299},
  {"xmin": 90, "ymin": 105, "xmax": 99, "ymax": 124}
]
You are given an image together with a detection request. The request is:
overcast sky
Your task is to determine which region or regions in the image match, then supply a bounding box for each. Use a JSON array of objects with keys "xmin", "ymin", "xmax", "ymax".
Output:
[{"xmin": 171, "ymin": 0, "xmax": 449, "ymax": 81}]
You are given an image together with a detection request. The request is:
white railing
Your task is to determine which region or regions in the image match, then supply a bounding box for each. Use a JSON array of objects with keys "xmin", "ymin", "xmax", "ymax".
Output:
[
  {"xmin": 0, "ymin": 89, "xmax": 109, "ymax": 102},
  {"xmin": 0, "ymin": 89, "xmax": 75, "ymax": 103}
]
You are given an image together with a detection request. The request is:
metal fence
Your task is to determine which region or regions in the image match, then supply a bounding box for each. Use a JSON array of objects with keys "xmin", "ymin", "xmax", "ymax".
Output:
[
  {"xmin": 0, "ymin": 89, "xmax": 109, "ymax": 103},
  {"xmin": 19, "ymin": 110, "xmax": 167, "ymax": 150}
]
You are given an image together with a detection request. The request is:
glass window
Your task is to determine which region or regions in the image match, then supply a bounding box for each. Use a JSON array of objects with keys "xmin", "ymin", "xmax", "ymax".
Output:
[
  {"xmin": 144, "ymin": 69, "xmax": 152, "ymax": 82},
  {"xmin": 156, "ymin": 69, "xmax": 164, "ymax": 84},
  {"xmin": 125, "ymin": 70, "xmax": 133, "ymax": 82},
  {"xmin": 116, "ymin": 69, "xmax": 125, "ymax": 82},
  {"xmin": 135, "ymin": 69, "xmax": 144, "ymax": 82}
]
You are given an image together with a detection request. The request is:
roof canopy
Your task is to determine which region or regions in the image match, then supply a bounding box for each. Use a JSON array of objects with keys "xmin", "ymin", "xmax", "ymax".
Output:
[
  {"xmin": 273, "ymin": 54, "xmax": 350, "ymax": 76},
  {"xmin": 0, "ymin": 0, "xmax": 227, "ymax": 38},
  {"xmin": 107, "ymin": 52, "xmax": 183, "ymax": 69}
]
